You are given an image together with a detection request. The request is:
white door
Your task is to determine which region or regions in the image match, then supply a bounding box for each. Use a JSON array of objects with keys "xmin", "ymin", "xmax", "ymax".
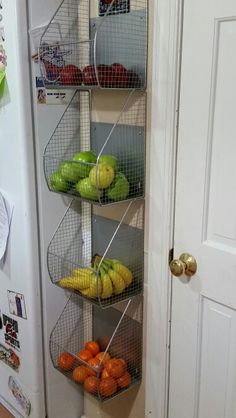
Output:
[{"xmin": 169, "ymin": 1, "xmax": 236, "ymax": 418}]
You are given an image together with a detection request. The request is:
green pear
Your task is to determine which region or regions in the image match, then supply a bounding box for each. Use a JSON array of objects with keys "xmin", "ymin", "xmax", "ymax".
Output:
[
  {"xmin": 89, "ymin": 164, "xmax": 115, "ymax": 189},
  {"xmin": 106, "ymin": 173, "xmax": 129, "ymax": 201},
  {"xmin": 50, "ymin": 171, "xmax": 69, "ymax": 192},
  {"xmin": 59, "ymin": 161, "xmax": 81, "ymax": 183},
  {"xmin": 75, "ymin": 178, "xmax": 102, "ymax": 201},
  {"xmin": 72, "ymin": 151, "xmax": 97, "ymax": 178},
  {"xmin": 98, "ymin": 155, "xmax": 118, "ymax": 172}
]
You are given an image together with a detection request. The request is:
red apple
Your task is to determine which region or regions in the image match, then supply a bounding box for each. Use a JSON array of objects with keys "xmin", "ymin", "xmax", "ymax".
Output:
[
  {"xmin": 127, "ymin": 70, "xmax": 142, "ymax": 88},
  {"xmin": 43, "ymin": 61, "xmax": 61, "ymax": 81},
  {"xmin": 110, "ymin": 63, "xmax": 128, "ymax": 88},
  {"xmin": 82, "ymin": 65, "xmax": 98, "ymax": 85},
  {"xmin": 97, "ymin": 64, "xmax": 114, "ymax": 88},
  {"xmin": 60, "ymin": 65, "xmax": 82, "ymax": 85}
]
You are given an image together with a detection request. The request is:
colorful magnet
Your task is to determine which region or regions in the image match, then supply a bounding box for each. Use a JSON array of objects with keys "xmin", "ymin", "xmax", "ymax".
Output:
[
  {"xmin": 8, "ymin": 376, "xmax": 31, "ymax": 416},
  {"xmin": 0, "ymin": 343, "xmax": 20, "ymax": 370},
  {"xmin": 3, "ymin": 314, "xmax": 20, "ymax": 351},
  {"xmin": 7, "ymin": 291, "xmax": 27, "ymax": 320}
]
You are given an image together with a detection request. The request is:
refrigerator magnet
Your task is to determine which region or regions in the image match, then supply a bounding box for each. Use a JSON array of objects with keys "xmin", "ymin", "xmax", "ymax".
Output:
[
  {"xmin": 7, "ymin": 291, "xmax": 27, "ymax": 320},
  {"xmin": 8, "ymin": 376, "xmax": 31, "ymax": 416},
  {"xmin": 3, "ymin": 314, "xmax": 20, "ymax": 351},
  {"xmin": 0, "ymin": 343, "xmax": 20, "ymax": 370}
]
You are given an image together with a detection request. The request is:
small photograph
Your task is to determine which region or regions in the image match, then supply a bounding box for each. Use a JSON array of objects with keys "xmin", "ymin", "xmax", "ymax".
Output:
[
  {"xmin": 37, "ymin": 88, "xmax": 46, "ymax": 104},
  {"xmin": 99, "ymin": 0, "xmax": 130, "ymax": 16}
]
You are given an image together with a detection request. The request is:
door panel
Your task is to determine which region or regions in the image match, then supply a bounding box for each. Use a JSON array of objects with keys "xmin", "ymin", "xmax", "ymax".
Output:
[
  {"xmin": 198, "ymin": 298, "xmax": 236, "ymax": 418},
  {"xmin": 169, "ymin": 1, "xmax": 236, "ymax": 417}
]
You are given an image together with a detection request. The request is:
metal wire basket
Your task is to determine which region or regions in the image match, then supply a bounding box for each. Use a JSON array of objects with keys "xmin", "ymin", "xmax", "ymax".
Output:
[
  {"xmin": 39, "ymin": 0, "xmax": 147, "ymax": 90},
  {"xmin": 50, "ymin": 294, "xmax": 143, "ymax": 402},
  {"xmin": 43, "ymin": 90, "xmax": 146, "ymax": 205},
  {"xmin": 47, "ymin": 199, "xmax": 144, "ymax": 308}
]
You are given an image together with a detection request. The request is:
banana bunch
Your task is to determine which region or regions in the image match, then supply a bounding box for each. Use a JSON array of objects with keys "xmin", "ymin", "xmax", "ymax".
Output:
[
  {"xmin": 59, "ymin": 267, "xmax": 102, "ymax": 298},
  {"xmin": 58, "ymin": 255, "xmax": 133, "ymax": 300},
  {"xmin": 94, "ymin": 255, "xmax": 133, "ymax": 298}
]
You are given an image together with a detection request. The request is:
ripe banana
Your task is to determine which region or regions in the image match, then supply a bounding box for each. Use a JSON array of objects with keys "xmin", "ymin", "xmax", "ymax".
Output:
[
  {"xmin": 71, "ymin": 268, "xmax": 93, "ymax": 290},
  {"xmin": 100, "ymin": 268, "xmax": 113, "ymax": 299},
  {"xmin": 112, "ymin": 262, "xmax": 133, "ymax": 287},
  {"xmin": 108, "ymin": 269, "xmax": 126, "ymax": 295},
  {"xmin": 59, "ymin": 275, "xmax": 85, "ymax": 290},
  {"xmin": 80, "ymin": 273, "xmax": 102, "ymax": 298}
]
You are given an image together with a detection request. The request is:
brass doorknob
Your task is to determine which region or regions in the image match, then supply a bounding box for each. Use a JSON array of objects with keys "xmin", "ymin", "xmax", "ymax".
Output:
[{"xmin": 169, "ymin": 253, "xmax": 197, "ymax": 277}]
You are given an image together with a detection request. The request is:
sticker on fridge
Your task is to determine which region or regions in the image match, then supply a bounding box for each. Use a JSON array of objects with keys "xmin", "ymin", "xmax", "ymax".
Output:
[
  {"xmin": 3, "ymin": 314, "xmax": 20, "ymax": 351},
  {"xmin": 7, "ymin": 291, "xmax": 27, "ymax": 319},
  {"xmin": 0, "ymin": 343, "xmax": 20, "ymax": 370},
  {"xmin": 9, "ymin": 376, "xmax": 31, "ymax": 416}
]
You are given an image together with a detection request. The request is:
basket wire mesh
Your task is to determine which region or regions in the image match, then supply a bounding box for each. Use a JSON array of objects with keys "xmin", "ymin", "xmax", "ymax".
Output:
[
  {"xmin": 43, "ymin": 90, "xmax": 146, "ymax": 205},
  {"xmin": 39, "ymin": 0, "xmax": 147, "ymax": 89},
  {"xmin": 50, "ymin": 294, "xmax": 143, "ymax": 401},
  {"xmin": 47, "ymin": 199, "xmax": 144, "ymax": 308}
]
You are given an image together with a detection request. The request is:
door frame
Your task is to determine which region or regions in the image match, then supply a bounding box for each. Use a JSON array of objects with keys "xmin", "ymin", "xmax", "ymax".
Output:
[{"xmin": 145, "ymin": 0, "xmax": 182, "ymax": 416}]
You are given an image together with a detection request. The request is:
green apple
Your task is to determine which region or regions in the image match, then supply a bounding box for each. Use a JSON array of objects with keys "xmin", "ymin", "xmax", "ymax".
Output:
[
  {"xmin": 72, "ymin": 151, "xmax": 97, "ymax": 178},
  {"xmin": 50, "ymin": 171, "xmax": 69, "ymax": 192},
  {"xmin": 89, "ymin": 163, "xmax": 115, "ymax": 189},
  {"xmin": 106, "ymin": 173, "xmax": 129, "ymax": 201},
  {"xmin": 98, "ymin": 155, "xmax": 118, "ymax": 172},
  {"xmin": 59, "ymin": 161, "xmax": 81, "ymax": 183},
  {"xmin": 75, "ymin": 178, "xmax": 102, "ymax": 200}
]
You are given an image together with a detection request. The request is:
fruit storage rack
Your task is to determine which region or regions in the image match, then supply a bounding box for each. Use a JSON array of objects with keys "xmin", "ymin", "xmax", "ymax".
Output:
[
  {"xmin": 50, "ymin": 295, "xmax": 143, "ymax": 401},
  {"xmin": 42, "ymin": 0, "xmax": 148, "ymax": 403},
  {"xmin": 47, "ymin": 199, "xmax": 144, "ymax": 308},
  {"xmin": 44, "ymin": 90, "xmax": 146, "ymax": 205},
  {"xmin": 39, "ymin": 0, "xmax": 147, "ymax": 90}
]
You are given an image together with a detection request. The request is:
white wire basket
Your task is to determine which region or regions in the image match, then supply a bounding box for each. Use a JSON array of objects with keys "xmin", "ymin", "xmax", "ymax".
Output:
[
  {"xmin": 43, "ymin": 90, "xmax": 146, "ymax": 205},
  {"xmin": 39, "ymin": 0, "xmax": 147, "ymax": 90},
  {"xmin": 50, "ymin": 295, "xmax": 143, "ymax": 402},
  {"xmin": 47, "ymin": 199, "xmax": 144, "ymax": 308}
]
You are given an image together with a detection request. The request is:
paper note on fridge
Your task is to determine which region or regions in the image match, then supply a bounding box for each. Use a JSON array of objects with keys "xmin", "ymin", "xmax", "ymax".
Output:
[{"xmin": 0, "ymin": 191, "xmax": 13, "ymax": 260}]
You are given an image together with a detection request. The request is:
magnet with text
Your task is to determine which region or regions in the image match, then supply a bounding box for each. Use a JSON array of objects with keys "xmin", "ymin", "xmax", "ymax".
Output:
[
  {"xmin": 9, "ymin": 376, "xmax": 31, "ymax": 416},
  {"xmin": 3, "ymin": 314, "xmax": 20, "ymax": 351}
]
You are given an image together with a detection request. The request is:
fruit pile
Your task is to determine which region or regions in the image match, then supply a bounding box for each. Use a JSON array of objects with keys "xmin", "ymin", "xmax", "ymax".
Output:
[
  {"xmin": 50, "ymin": 151, "xmax": 130, "ymax": 202},
  {"xmin": 57, "ymin": 339, "xmax": 132, "ymax": 398},
  {"xmin": 59, "ymin": 255, "xmax": 133, "ymax": 300},
  {"xmin": 45, "ymin": 62, "xmax": 142, "ymax": 89}
]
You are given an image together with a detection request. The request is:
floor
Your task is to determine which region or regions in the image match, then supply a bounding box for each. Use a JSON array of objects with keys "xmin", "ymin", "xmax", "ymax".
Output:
[{"xmin": 0, "ymin": 404, "xmax": 14, "ymax": 418}]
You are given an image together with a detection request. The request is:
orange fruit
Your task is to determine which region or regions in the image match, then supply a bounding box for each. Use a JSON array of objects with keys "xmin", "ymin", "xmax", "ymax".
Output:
[
  {"xmin": 101, "ymin": 368, "xmax": 110, "ymax": 379},
  {"xmin": 118, "ymin": 358, "xmax": 127, "ymax": 369},
  {"xmin": 96, "ymin": 352, "xmax": 111, "ymax": 366},
  {"xmin": 87, "ymin": 357, "xmax": 101, "ymax": 376},
  {"xmin": 72, "ymin": 366, "xmax": 88, "ymax": 384},
  {"xmin": 117, "ymin": 371, "xmax": 132, "ymax": 389},
  {"xmin": 99, "ymin": 377, "xmax": 117, "ymax": 397},
  {"xmin": 77, "ymin": 349, "xmax": 93, "ymax": 364},
  {"xmin": 84, "ymin": 376, "xmax": 99, "ymax": 394},
  {"xmin": 85, "ymin": 341, "xmax": 100, "ymax": 357},
  {"xmin": 57, "ymin": 352, "xmax": 75, "ymax": 371},
  {"xmin": 105, "ymin": 358, "xmax": 127, "ymax": 379}
]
